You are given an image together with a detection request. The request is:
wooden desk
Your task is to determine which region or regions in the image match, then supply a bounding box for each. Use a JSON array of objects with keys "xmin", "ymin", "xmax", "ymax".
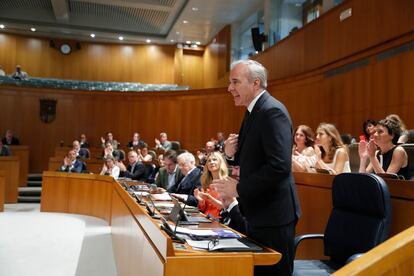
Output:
[
  {"xmin": 333, "ymin": 225, "xmax": 414, "ymax": 275},
  {"xmin": 294, "ymin": 172, "xmax": 414, "ymax": 259},
  {"xmin": 0, "ymin": 170, "xmax": 5, "ymax": 211},
  {"xmin": 41, "ymin": 171, "xmax": 280, "ymax": 276},
  {"xmin": 9, "ymin": 145, "xmax": 29, "ymax": 186},
  {"xmin": 0, "ymin": 156, "xmax": 20, "ymax": 203}
]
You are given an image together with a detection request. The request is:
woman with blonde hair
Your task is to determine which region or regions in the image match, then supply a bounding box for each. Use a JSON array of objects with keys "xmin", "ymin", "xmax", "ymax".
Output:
[
  {"xmin": 314, "ymin": 123, "xmax": 351, "ymax": 174},
  {"xmin": 292, "ymin": 125, "xmax": 317, "ymax": 172},
  {"xmin": 194, "ymin": 152, "xmax": 228, "ymax": 218}
]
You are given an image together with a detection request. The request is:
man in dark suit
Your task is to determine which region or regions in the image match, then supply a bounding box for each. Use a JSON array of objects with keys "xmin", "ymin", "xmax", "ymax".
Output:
[
  {"xmin": 0, "ymin": 140, "xmax": 11, "ymax": 156},
  {"xmin": 118, "ymin": 150, "xmax": 146, "ymax": 181},
  {"xmin": 58, "ymin": 150, "xmax": 83, "ymax": 173},
  {"xmin": 167, "ymin": 152, "xmax": 201, "ymax": 207},
  {"xmin": 155, "ymin": 150, "xmax": 184, "ymax": 190},
  {"xmin": 212, "ymin": 60, "xmax": 301, "ymax": 275},
  {"xmin": 2, "ymin": 130, "xmax": 20, "ymax": 145},
  {"xmin": 72, "ymin": 140, "xmax": 89, "ymax": 159}
]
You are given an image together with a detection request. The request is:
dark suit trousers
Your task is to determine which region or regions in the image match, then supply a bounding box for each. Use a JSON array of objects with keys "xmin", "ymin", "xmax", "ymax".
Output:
[{"xmin": 249, "ymin": 221, "xmax": 296, "ymax": 276}]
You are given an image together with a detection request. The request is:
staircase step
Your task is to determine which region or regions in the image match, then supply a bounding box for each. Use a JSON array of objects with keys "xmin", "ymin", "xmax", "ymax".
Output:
[
  {"xmin": 27, "ymin": 180, "xmax": 42, "ymax": 187},
  {"xmin": 27, "ymin": 173, "xmax": 42, "ymax": 181},
  {"xmin": 18, "ymin": 196, "xmax": 41, "ymax": 203},
  {"xmin": 19, "ymin": 187, "xmax": 42, "ymax": 196}
]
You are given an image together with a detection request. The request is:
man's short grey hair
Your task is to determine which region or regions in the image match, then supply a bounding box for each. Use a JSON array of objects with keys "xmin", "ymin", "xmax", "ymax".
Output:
[
  {"xmin": 177, "ymin": 152, "xmax": 195, "ymax": 164},
  {"xmin": 231, "ymin": 59, "xmax": 268, "ymax": 89}
]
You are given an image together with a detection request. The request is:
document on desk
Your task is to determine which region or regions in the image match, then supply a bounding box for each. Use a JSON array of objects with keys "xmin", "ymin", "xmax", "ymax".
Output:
[
  {"xmin": 174, "ymin": 226, "xmax": 240, "ymax": 239},
  {"xmin": 134, "ymin": 191, "xmax": 149, "ymax": 197},
  {"xmin": 151, "ymin": 193, "xmax": 172, "ymax": 201},
  {"xmin": 186, "ymin": 238, "xmax": 249, "ymax": 251}
]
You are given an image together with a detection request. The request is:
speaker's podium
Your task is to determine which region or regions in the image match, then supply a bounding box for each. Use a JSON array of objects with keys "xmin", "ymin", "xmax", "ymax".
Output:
[{"xmin": 41, "ymin": 171, "xmax": 280, "ymax": 276}]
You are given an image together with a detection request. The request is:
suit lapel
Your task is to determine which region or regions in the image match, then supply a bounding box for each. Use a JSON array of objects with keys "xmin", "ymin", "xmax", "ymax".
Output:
[{"xmin": 238, "ymin": 92, "xmax": 268, "ymax": 151}]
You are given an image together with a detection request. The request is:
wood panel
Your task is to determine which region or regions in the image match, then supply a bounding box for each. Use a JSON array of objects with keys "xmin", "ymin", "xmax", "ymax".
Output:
[
  {"xmin": 0, "ymin": 170, "xmax": 5, "ymax": 212},
  {"xmin": 0, "ymin": 156, "xmax": 19, "ymax": 203},
  {"xmin": 0, "ymin": 34, "xmax": 176, "ymax": 83},
  {"xmin": 41, "ymin": 172, "xmax": 113, "ymax": 223},
  {"xmin": 9, "ymin": 145, "xmax": 29, "ymax": 187},
  {"xmin": 0, "ymin": 86, "xmax": 243, "ymax": 173},
  {"xmin": 111, "ymin": 185, "xmax": 165, "ymax": 276},
  {"xmin": 334, "ymin": 226, "xmax": 414, "ymax": 276},
  {"xmin": 255, "ymin": 0, "xmax": 414, "ymax": 80},
  {"xmin": 294, "ymin": 172, "xmax": 414, "ymax": 260}
]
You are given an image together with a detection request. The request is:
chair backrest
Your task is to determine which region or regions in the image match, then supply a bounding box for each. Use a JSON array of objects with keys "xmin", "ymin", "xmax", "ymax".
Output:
[
  {"xmin": 348, "ymin": 144, "xmax": 360, "ymax": 172},
  {"xmin": 170, "ymin": 141, "xmax": 181, "ymax": 151},
  {"xmin": 113, "ymin": 149, "xmax": 125, "ymax": 161},
  {"xmin": 401, "ymin": 144, "xmax": 414, "ymax": 179},
  {"xmin": 324, "ymin": 173, "xmax": 391, "ymax": 265}
]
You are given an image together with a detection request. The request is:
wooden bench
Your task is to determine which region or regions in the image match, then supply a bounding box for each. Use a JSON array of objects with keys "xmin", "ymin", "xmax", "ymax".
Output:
[
  {"xmin": 0, "ymin": 156, "xmax": 20, "ymax": 203},
  {"xmin": 9, "ymin": 145, "xmax": 29, "ymax": 187}
]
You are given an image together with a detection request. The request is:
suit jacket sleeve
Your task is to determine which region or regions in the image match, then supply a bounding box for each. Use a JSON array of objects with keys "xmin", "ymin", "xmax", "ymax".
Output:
[
  {"xmin": 123, "ymin": 163, "xmax": 146, "ymax": 180},
  {"xmin": 70, "ymin": 160, "xmax": 83, "ymax": 173},
  {"xmin": 228, "ymin": 205, "xmax": 248, "ymax": 235}
]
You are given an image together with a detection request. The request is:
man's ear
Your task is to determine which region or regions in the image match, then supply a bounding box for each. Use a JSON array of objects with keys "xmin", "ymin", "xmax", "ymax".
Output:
[{"xmin": 253, "ymin": 78, "xmax": 261, "ymax": 88}]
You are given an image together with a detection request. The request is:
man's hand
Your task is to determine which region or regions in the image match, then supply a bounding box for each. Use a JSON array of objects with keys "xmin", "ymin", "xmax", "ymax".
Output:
[
  {"xmin": 211, "ymin": 177, "xmax": 239, "ymax": 198},
  {"xmin": 224, "ymin": 134, "xmax": 239, "ymax": 158}
]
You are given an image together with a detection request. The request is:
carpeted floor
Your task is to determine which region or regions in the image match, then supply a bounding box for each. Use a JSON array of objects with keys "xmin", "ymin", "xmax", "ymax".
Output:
[{"xmin": 0, "ymin": 204, "xmax": 117, "ymax": 276}]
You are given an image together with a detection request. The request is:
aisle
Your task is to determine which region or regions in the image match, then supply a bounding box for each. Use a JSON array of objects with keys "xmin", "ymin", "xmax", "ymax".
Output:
[{"xmin": 0, "ymin": 204, "xmax": 117, "ymax": 276}]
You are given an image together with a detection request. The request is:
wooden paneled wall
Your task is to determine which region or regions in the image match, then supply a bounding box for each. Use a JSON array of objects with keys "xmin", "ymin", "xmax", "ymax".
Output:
[
  {"xmin": 0, "ymin": 24, "xmax": 231, "ymax": 88},
  {"xmin": 255, "ymin": 0, "xmax": 414, "ymax": 80},
  {"xmin": 267, "ymin": 31, "xmax": 414, "ymax": 137},
  {"xmin": 0, "ymin": 86, "xmax": 244, "ymax": 173}
]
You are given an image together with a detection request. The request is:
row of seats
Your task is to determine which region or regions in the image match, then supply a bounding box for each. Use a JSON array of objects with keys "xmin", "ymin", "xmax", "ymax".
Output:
[{"xmin": 0, "ymin": 76, "xmax": 189, "ymax": 92}]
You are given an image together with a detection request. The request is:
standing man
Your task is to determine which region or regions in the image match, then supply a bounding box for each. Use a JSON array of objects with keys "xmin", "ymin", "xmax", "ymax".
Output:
[{"xmin": 212, "ymin": 60, "xmax": 300, "ymax": 275}]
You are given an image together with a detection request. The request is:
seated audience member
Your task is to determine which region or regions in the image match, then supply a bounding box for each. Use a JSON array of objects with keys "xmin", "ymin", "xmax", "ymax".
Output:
[
  {"xmin": 197, "ymin": 141, "xmax": 216, "ymax": 166},
  {"xmin": 58, "ymin": 150, "xmax": 83, "ymax": 173},
  {"xmin": 10, "ymin": 65, "xmax": 28, "ymax": 80},
  {"xmin": 101, "ymin": 132, "xmax": 119, "ymax": 149},
  {"xmin": 314, "ymin": 123, "xmax": 351, "ymax": 174},
  {"xmin": 194, "ymin": 152, "xmax": 228, "ymax": 219},
  {"xmin": 359, "ymin": 118, "xmax": 410, "ymax": 179},
  {"xmin": 72, "ymin": 140, "xmax": 89, "ymax": 159},
  {"xmin": 155, "ymin": 132, "xmax": 172, "ymax": 151},
  {"xmin": 215, "ymin": 132, "xmax": 225, "ymax": 152},
  {"xmin": 117, "ymin": 151, "xmax": 146, "ymax": 181},
  {"xmin": 102, "ymin": 142, "xmax": 114, "ymax": 158},
  {"xmin": 149, "ymin": 154, "xmax": 164, "ymax": 182},
  {"xmin": 291, "ymin": 125, "xmax": 317, "ymax": 172},
  {"xmin": 0, "ymin": 141, "xmax": 11, "ymax": 156},
  {"xmin": 127, "ymin": 132, "xmax": 146, "ymax": 149},
  {"xmin": 360, "ymin": 119, "xmax": 377, "ymax": 142},
  {"xmin": 168, "ymin": 152, "xmax": 201, "ymax": 207},
  {"xmin": 0, "ymin": 65, "xmax": 5, "ymax": 76},
  {"xmin": 2, "ymin": 130, "xmax": 20, "ymax": 145},
  {"xmin": 155, "ymin": 150, "xmax": 184, "ymax": 190},
  {"xmin": 138, "ymin": 146, "xmax": 153, "ymax": 163},
  {"xmin": 386, "ymin": 114, "xmax": 409, "ymax": 144},
  {"xmin": 100, "ymin": 156, "xmax": 120, "ymax": 179},
  {"xmin": 79, "ymin": 133, "xmax": 89, "ymax": 148}
]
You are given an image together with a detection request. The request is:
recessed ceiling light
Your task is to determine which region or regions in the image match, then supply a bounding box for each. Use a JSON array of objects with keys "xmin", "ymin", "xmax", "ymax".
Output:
[
  {"xmin": 176, "ymin": 31, "xmax": 180, "ymax": 35},
  {"xmin": 170, "ymin": 39, "xmax": 175, "ymax": 42},
  {"xmin": 183, "ymin": 20, "xmax": 188, "ymax": 24},
  {"xmin": 30, "ymin": 27, "xmax": 36, "ymax": 32},
  {"xmin": 146, "ymin": 39, "xmax": 151, "ymax": 43},
  {"xmin": 185, "ymin": 40, "xmax": 191, "ymax": 44},
  {"xmin": 118, "ymin": 36, "xmax": 124, "ymax": 41},
  {"xmin": 90, "ymin": 33, "xmax": 95, "ymax": 38},
  {"xmin": 0, "ymin": 24, "xmax": 5, "ymax": 29},
  {"xmin": 195, "ymin": 41, "xmax": 201, "ymax": 45},
  {"xmin": 192, "ymin": 7, "xmax": 199, "ymax": 11}
]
